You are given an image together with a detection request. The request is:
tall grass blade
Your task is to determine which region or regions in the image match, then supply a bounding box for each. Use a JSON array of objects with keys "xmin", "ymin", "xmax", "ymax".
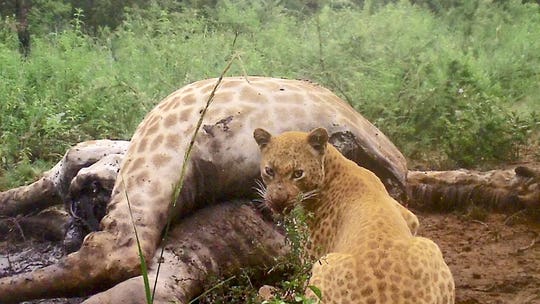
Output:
[
  {"xmin": 151, "ymin": 53, "xmax": 240, "ymax": 302},
  {"xmin": 122, "ymin": 177, "xmax": 153, "ymax": 304}
]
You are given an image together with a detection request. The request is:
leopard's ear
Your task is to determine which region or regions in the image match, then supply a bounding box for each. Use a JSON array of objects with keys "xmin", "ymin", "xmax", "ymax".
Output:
[
  {"xmin": 254, "ymin": 128, "xmax": 272, "ymax": 149},
  {"xmin": 307, "ymin": 128, "xmax": 329, "ymax": 154}
]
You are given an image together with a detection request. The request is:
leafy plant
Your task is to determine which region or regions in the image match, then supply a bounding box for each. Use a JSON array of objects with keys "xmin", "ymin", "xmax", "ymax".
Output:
[{"xmin": 195, "ymin": 205, "xmax": 321, "ymax": 304}]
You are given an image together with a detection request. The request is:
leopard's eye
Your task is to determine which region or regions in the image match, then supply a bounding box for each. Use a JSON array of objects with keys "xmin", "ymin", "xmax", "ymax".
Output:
[
  {"xmin": 292, "ymin": 169, "xmax": 304, "ymax": 179},
  {"xmin": 264, "ymin": 166, "xmax": 275, "ymax": 177}
]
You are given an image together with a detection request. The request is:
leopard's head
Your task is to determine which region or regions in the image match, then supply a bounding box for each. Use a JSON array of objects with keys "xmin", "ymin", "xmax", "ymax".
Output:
[{"xmin": 253, "ymin": 128, "xmax": 329, "ymax": 214}]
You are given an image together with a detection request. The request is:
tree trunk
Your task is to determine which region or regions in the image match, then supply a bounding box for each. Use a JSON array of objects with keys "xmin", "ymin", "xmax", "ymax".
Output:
[{"xmin": 15, "ymin": 0, "xmax": 31, "ymax": 57}]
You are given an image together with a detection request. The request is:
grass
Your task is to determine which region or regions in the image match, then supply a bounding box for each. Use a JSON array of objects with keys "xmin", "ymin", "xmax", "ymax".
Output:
[
  {"xmin": 1, "ymin": 2, "xmax": 538, "ymax": 190},
  {"xmin": 1, "ymin": 1, "xmax": 539, "ymax": 300}
]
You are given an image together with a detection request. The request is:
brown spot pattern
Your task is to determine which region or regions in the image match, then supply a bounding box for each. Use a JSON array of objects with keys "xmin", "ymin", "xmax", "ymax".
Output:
[
  {"xmin": 137, "ymin": 138, "xmax": 148, "ymax": 153},
  {"xmin": 151, "ymin": 153, "xmax": 172, "ymax": 168},
  {"xmin": 97, "ymin": 78, "xmax": 453, "ymax": 304},
  {"xmin": 163, "ymin": 113, "xmax": 178, "ymax": 128},
  {"xmin": 258, "ymin": 130, "xmax": 453, "ymax": 303},
  {"xmin": 182, "ymin": 94, "xmax": 196, "ymax": 106},
  {"xmin": 165, "ymin": 134, "xmax": 181, "ymax": 150},
  {"xmin": 151, "ymin": 134, "xmax": 164, "ymax": 148}
]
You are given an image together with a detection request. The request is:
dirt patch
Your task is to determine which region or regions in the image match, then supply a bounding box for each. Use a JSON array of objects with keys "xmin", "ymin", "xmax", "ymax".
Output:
[
  {"xmin": 418, "ymin": 211, "xmax": 540, "ymax": 304},
  {"xmin": 0, "ymin": 241, "xmax": 85, "ymax": 304},
  {"xmin": 1, "ymin": 212, "xmax": 539, "ymax": 303}
]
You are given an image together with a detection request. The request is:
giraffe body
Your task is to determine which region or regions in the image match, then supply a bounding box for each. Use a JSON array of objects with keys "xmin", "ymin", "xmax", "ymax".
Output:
[
  {"xmin": 254, "ymin": 128, "xmax": 454, "ymax": 304},
  {"xmin": 0, "ymin": 77, "xmax": 407, "ymax": 302}
]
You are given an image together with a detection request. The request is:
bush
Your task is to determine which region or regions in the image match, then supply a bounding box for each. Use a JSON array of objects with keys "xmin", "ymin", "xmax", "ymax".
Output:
[
  {"xmin": 307, "ymin": 1, "xmax": 539, "ymax": 168},
  {"xmin": 1, "ymin": 0, "xmax": 539, "ymax": 188}
]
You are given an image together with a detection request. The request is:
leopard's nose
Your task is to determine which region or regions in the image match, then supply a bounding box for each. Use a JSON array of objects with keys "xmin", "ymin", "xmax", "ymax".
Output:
[
  {"xmin": 266, "ymin": 189, "xmax": 290, "ymax": 214},
  {"xmin": 270, "ymin": 191, "xmax": 289, "ymax": 204}
]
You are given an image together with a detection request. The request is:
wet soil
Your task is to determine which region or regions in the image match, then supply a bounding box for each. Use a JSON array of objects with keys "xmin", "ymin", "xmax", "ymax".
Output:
[
  {"xmin": 418, "ymin": 211, "xmax": 540, "ymax": 304},
  {"xmin": 1, "ymin": 212, "xmax": 539, "ymax": 304},
  {"xmin": 0, "ymin": 241, "xmax": 85, "ymax": 304}
]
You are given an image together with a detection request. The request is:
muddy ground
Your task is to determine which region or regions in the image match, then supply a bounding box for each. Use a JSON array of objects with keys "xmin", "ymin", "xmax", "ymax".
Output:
[
  {"xmin": 1, "ymin": 211, "xmax": 539, "ymax": 304},
  {"xmin": 418, "ymin": 211, "xmax": 540, "ymax": 304}
]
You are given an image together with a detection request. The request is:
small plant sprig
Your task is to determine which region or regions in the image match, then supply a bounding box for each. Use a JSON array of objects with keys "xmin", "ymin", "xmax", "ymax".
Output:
[
  {"xmin": 71, "ymin": 8, "xmax": 85, "ymax": 35},
  {"xmin": 121, "ymin": 177, "xmax": 153, "ymax": 304},
  {"xmin": 262, "ymin": 205, "xmax": 322, "ymax": 304},
  {"xmin": 193, "ymin": 201, "xmax": 323, "ymax": 303}
]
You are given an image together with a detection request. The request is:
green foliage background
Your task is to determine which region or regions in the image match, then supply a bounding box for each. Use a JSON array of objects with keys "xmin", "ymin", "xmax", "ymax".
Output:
[{"xmin": 1, "ymin": 0, "xmax": 539, "ymax": 188}]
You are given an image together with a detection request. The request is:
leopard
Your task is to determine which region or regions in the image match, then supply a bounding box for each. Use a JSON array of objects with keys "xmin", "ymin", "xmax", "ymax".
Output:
[
  {"xmin": 0, "ymin": 76, "xmax": 410, "ymax": 303},
  {"xmin": 254, "ymin": 127, "xmax": 455, "ymax": 304}
]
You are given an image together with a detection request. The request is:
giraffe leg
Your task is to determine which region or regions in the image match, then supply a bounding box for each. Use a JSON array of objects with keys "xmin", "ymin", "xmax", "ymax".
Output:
[
  {"xmin": 80, "ymin": 201, "xmax": 287, "ymax": 304},
  {"xmin": 0, "ymin": 229, "xmax": 141, "ymax": 302},
  {"xmin": 0, "ymin": 177, "xmax": 59, "ymax": 217},
  {"xmin": 0, "ymin": 140, "xmax": 129, "ymax": 217},
  {"xmin": 0, "ymin": 140, "xmax": 203, "ymax": 302},
  {"xmin": 0, "ymin": 147, "xmax": 148, "ymax": 302}
]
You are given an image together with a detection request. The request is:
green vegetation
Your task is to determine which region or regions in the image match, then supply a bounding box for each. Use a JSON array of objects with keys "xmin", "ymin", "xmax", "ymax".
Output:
[
  {"xmin": 1, "ymin": 1, "xmax": 539, "ymax": 302},
  {"xmin": 0, "ymin": 1, "xmax": 538, "ymax": 185},
  {"xmin": 196, "ymin": 206, "xmax": 320, "ymax": 304}
]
